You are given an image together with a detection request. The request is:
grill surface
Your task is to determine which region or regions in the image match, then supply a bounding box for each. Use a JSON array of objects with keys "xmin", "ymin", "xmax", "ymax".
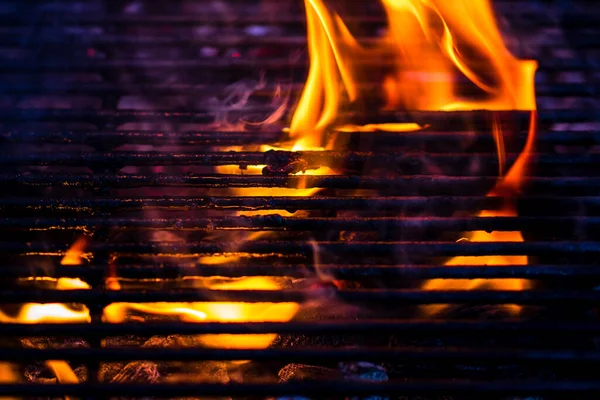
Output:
[{"xmin": 1, "ymin": 0, "xmax": 600, "ymax": 398}]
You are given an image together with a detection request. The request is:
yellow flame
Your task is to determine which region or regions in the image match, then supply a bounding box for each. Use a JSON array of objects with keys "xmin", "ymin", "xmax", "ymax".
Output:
[
  {"xmin": 291, "ymin": 0, "xmax": 536, "ymax": 146},
  {"xmin": 289, "ymin": 0, "xmax": 537, "ymax": 316},
  {"xmin": 60, "ymin": 236, "xmax": 90, "ymax": 266},
  {"xmin": 103, "ymin": 277, "xmax": 298, "ymax": 349}
]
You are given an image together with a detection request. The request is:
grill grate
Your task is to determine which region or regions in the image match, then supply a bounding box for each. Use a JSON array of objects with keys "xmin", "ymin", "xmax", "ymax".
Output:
[{"xmin": 1, "ymin": 0, "xmax": 600, "ymax": 398}]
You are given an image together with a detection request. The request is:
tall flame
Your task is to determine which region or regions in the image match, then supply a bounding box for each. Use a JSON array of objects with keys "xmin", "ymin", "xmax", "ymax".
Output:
[
  {"xmin": 291, "ymin": 0, "xmax": 537, "ymax": 316},
  {"xmin": 291, "ymin": 0, "xmax": 536, "ymax": 142}
]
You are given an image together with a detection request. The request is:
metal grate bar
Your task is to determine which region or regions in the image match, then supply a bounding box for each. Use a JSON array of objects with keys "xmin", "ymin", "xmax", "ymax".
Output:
[
  {"xmin": 0, "ymin": 12, "xmax": 595, "ymax": 27},
  {"xmin": 2, "ymin": 289, "xmax": 600, "ymax": 305},
  {"xmin": 2, "ymin": 240, "xmax": 599, "ymax": 256},
  {"xmin": 0, "ymin": 109, "xmax": 587, "ymax": 125},
  {"xmin": 1, "ymin": 347, "xmax": 599, "ymax": 363},
  {"xmin": 1, "ymin": 216, "xmax": 597, "ymax": 232},
  {"xmin": 1, "ymin": 82, "xmax": 596, "ymax": 98},
  {"xmin": 0, "ymin": 59, "xmax": 591, "ymax": 72},
  {"xmin": 2, "ymin": 320, "xmax": 599, "ymax": 336},
  {"xmin": 3, "ymin": 129, "xmax": 599, "ymax": 148},
  {"xmin": 3, "ymin": 264, "xmax": 600, "ymax": 280},
  {"xmin": 1, "ymin": 174, "xmax": 597, "ymax": 195},
  {"xmin": 0, "ymin": 196, "xmax": 598, "ymax": 212}
]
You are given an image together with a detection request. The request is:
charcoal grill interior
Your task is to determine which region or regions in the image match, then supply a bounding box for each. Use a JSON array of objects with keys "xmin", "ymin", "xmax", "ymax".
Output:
[{"xmin": 1, "ymin": 0, "xmax": 600, "ymax": 398}]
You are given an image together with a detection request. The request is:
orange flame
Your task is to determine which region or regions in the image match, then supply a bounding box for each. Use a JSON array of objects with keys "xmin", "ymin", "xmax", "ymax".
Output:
[
  {"xmin": 291, "ymin": 0, "xmax": 537, "ymax": 316},
  {"xmin": 291, "ymin": 0, "xmax": 536, "ymax": 144},
  {"xmin": 104, "ymin": 277, "xmax": 299, "ymax": 349},
  {"xmin": 60, "ymin": 236, "xmax": 90, "ymax": 266},
  {"xmin": 0, "ymin": 276, "xmax": 90, "ymax": 388}
]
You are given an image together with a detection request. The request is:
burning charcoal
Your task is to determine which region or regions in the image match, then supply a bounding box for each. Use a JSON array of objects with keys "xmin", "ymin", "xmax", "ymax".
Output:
[
  {"xmin": 109, "ymin": 361, "xmax": 160, "ymax": 384},
  {"xmin": 263, "ymin": 150, "xmax": 311, "ymax": 176},
  {"xmin": 103, "ymin": 335, "xmax": 148, "ymax": 348},
  {"xmin": 142, "ymin": 334, "xmax": 203, "ymax": 349},
  {"xmin": 21, "ymin": 336, "xmax": 88, "ymax": 350},
  {"xmin": 278, "ymin": 363, "xmax": 340, "ymax": 383},
  {"xmin": 143, "ymin": 335, "xmax": 230, "ymax": 384},
  {"xmin": 339, "ymin": 361, "xmax": 388, "ymax": 383},
  {"xmin": 339, "ymin": 362, "xmax": 389, "ymax": 400}
]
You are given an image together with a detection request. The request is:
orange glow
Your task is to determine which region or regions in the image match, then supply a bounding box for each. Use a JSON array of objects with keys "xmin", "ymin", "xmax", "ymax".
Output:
[
  {"xmin": 289, "ymin": 0, "xmax": 537, "ymax": 315},
  {"xmin": 60, "ymin": 236, "xmax": 90, "ymax": 265},
  {"xmin": 291, "ymin": 0, "xmax": 536, "ymax": 147},
  {"xmin": 421, "ymin": 112, "xmax": 538, "ymax": 316},
  {"xmin": 103, "ymin": 277, "xmax": 298, "ymax": 349},
  {"xmin": 337, "ymin": 123, "xmax": 426, "ymax": 133}
]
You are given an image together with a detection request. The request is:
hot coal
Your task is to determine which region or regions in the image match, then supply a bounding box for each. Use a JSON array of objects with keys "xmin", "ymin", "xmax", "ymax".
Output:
[
  {"xmin": 109, "ymin": 360, "xmax": 160, "ymax": 383},
  {"xmin": 142, "ymin": 335, "xmax": 230, "ymax": 384},
  {"xmin": 278, "ymin": 363, "xmax": 340, "ymax": 383}
]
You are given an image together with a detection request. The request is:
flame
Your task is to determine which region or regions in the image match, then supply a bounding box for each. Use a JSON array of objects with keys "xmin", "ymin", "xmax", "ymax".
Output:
[
  {"xmin": 291, "ymin": 0, "xmax": 536, "ymax": 146},
  {"xmin": 0, "ymin": 250, "xmax": 92, "ymax": 387},
  {"xmin": 290, "ymin": 0, "xmax": 537, "ymax": 316},
  {"xmin": 422, "ymin": 112, "xmax": 537, "ymax": 316},
  {"xmin": 103, "ymin": 277, "xmax": 298, "ymax": 349},
  {"xmin": 60, "ymin": 236, "xmax": 90, "ymax": 266}
]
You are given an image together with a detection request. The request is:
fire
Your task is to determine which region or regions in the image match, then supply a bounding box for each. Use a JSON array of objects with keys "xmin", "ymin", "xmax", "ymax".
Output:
[
  {"xmin": 0, "ymin": 275, "xmax": 90, "ymax": 388},
  {"xmin": 292, "ymin": 0, "xmax": 537, "ymax": 316},
  {"xmin": 60, "ymin": 236, "xmax": 91, "ymax": 266},
  {"xmin": 104, "ymin": 277, "xmax": 299, "ymax": 349},
  {"xmin": 293, "ymin": 0, "xmax": 536, "ymax": 143}
]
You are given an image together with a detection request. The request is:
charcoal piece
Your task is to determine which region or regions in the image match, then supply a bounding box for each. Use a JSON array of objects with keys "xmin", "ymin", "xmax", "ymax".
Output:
[
  {"xmin": 142, "ymin": 334, "xmax": 230, "ymax": 384},
  {"xmin": 278, "ymin": 363, "xmax": 340, "ymax": 383},
  {"xmin": 161, "ymin": 361, "xmax": 229, "ymax": 384},
  {"xmin": 20, "ymin": 336, "xmax": 88, "ymax": 349},
  {"xmin": 339, "ymin": 361, "xmax": 388, "ymax": 383},
  {"xmin": 142, "ymin": 334, "xmax": 203, "ymax": 348},
  {"xmin": 103, "ymin": 335, "xmax": 149, "ymax": 348},
  {"xmin": 109, "ymin": 361, "xmax": 160, "ymax": 383}
]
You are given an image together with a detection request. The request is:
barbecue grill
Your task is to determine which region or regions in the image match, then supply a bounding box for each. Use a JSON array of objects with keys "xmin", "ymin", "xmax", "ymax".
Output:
[{"xmin": 1, "ymin": 0, "xmax": 600, "ymax": 398}]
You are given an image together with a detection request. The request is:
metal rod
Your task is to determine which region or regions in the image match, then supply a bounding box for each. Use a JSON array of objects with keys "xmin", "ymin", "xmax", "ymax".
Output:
[
  {"xmin": 0, "ymin": 288, "xmax": 599, "ymax": 304},
  {"xmin": 1, "ymin": 216, "xmax": 597, "ymax": 232},
  {"xmin": 0, "ymin": 11, "xmax": 594, "ymax": 27},
  {"xmin": 4, "ymin": 263, "xmax": 600, "ymax": 280},
  {"xmin": 0, "ymin": 151, "xmax": 597, "ymax": 169},
  {"xmin": 0, "ymin": 58, "xmax": 591, "ymax": 72},
  {"xmin": 0, "ymin": 347, "xmax": 598, "ymax": 363},
  {"xmin": 1, "ymin": 240, "xmax": 600, "ymax": 256},
  {"xmin": 1, "ymin": 174, "xmax": 598, "ymax": 195},
  {"xmin": 0, "ymin": 83, "xmax": 595, "ymax": 98},
  {"xmin": 3, "ymin": 34, "xmax": 598, "ymax": 51},
  {"xmin": 1, "ymin": 320, "xmax": 598, "ymax": 336},
  {"xmin": 0, "ymin": 196, "xmax": 598, "ymax": 213},
  {"xmin": 0, "ymin": 381, "xmax": 599, "ymax": 397}
]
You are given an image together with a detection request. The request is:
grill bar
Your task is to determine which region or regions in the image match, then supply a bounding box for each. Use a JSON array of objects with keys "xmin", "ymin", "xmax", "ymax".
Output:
[
  {"xmin": 3, "ymin": 320, "xmax": 599, "ymax": 336},
  {"xmin": 1, "ymin": 347, "xmax": 599, "ymax": 363},
  {"xmin": 0, "ymin": 382, "xmax": 599, "ymax": 397},
  {"xmin": 3, "ymin": 129, "xmax": 598, "ymax": 149},
  {"xmin": 4, "ymin": 264, "xmax": 600, "ymax": 279},
  {"xmin": 2, "ymin": 175, "xmax": 597, "ymax": 195},
  {"xmin": 1, "ymin": 83, "xmax": 596, "ymax": 98},
  {"xmin": 0, "ymin": 196, "xmax": 598, "ymax": 212},
  {"xmin": 2, "ymin": 289, "xmax": 599, "ymax": 305},
  {"xmin": 0, "ymin": 59, "xmax": 591, "ymax": 72},
  {"xmin": 2, "ymin": 240, "xmax": 599, "ymax": 256},
  {"xmin": 2, "ymin": 216, "xmax": 598, "ymax": 232},
  {"xmin": 1, "ymin": 152, "xmax": 597, "ymax": 170},
  {"xmin": 0, "ymin": 11, "xmax": 595, "ymax": 26},
  {"xmin": 3, "ymin": 35, "xmax": 599, "ymax": 50}
]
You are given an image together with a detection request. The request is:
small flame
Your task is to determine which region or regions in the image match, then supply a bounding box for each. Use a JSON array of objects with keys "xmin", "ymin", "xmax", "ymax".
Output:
[{"xmin": 60, "ymin": 236, "xmax": 90, "ymax": 266}]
